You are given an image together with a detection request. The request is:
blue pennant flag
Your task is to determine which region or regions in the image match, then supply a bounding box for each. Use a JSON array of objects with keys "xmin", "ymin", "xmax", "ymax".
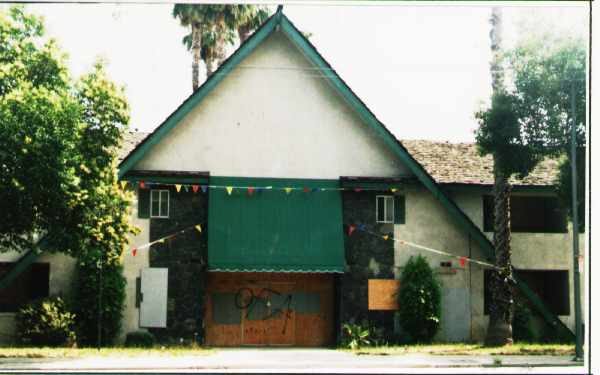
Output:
[
  {"xmin": 358, "ymin": 223, "xmax": 367, "ymax": 231},
  {"xmin": 200, "ymin": 185, "xmax": 208, "ymax": 193}
]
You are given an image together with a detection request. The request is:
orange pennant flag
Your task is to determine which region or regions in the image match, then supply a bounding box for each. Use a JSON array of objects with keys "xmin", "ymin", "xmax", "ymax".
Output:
[
  {"xmin": 247, "ymin": 187, "xmax": 255, "ymax": 196},
  {"xmin": 459, "ymin": 256, "xmax": 467, "ymax": 268},
  {"xmin": 382, "ymin": 235, "xmax": 389, "ymax": 241},
  {"xmin": 348, "ymin": 225, "xmax": 356, "ymax": 236},
  {"xmin": 192, "ymin": 185, "xmax": 199, "ymax": 193},
  {"xmin": 132, "ymin": 248, "xmax": 137, "ymax": 256}
]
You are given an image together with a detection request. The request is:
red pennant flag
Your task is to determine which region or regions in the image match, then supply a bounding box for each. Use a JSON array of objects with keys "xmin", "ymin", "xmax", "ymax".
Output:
[
  {"xmin": 132, "ymin": 248, "xmax": 138, "ymax": 257},
  {"xmin": 459, "ymin": 256, "xmax": 467, "ymax": 268},
  {"xmin": 248, "ymin": 187, "xmax": 255, "ymax": 196},
  {"xmin": 192, "ymin": 185, "xmax": 200, "ymax": 193},
  {"xmin": 303, "ymin": 187, "xmax": 310, "ymax": 193},
  {"xmin": 348, "ymin": 225, "xmax": 356, "ymax": 236},
  {"xmin": 139, "ymin": 181, "xmax": 146, "ymax": 189},
  {"xmin": 354, "ymin": 188, "xmax": 362, "ymax": 193}
]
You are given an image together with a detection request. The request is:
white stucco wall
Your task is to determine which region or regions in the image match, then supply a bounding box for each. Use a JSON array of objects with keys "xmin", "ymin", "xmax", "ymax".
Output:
[
  {"xmin": 393, "ymin": 187, "xmax": 586, "ymax": 342},
  {"xmin": 133, "ymin": 30, "xmax": 409, "ymax": 180}
]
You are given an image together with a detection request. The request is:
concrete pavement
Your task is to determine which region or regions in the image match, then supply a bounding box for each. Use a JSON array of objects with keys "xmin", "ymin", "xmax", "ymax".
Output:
[{"xmin": 0, "ymin": 348, "xmax": 586, "ymax": 373}]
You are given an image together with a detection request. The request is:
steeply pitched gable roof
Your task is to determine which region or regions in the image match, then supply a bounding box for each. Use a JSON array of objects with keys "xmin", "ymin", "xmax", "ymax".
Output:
[{"xmin": 117, "ymin": 9, "xmax": 573, "ymax": 339}]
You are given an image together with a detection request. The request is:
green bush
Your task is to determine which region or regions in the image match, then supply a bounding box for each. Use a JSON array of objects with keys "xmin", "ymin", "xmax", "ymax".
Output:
[
  {"xmin": 341, "ymin": 322, "xmax": 370, "ymax": 349},
  {"xmin": 15, "ymin": 296, "xmax": 76, "ymax": 347},
  {"xmin": 124, "ymin": 330, "xmax": 155, "ymax": 348},
  {"xmin": 73, "ymin": 257, "xmax": 126, "ymax": 346},
  {"xmin": 397, "ymin": 255, "xmax": 442, "ymax": 343}
]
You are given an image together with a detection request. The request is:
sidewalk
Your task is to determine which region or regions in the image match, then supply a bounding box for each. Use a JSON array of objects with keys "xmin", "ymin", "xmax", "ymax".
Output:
[{"xmin": 0, "ymin": 348, "xmax": 586, "ymax": 373}]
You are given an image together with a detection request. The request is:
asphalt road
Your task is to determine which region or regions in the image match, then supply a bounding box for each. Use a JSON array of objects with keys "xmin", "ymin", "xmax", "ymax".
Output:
[{"xmin": 0, "ymin": 348, "xmax": 586, "ymax": 373}]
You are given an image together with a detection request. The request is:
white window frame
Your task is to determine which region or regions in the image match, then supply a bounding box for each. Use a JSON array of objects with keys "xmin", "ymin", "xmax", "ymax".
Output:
[
  {"xmin": 150, "ymin": 189, "xmax": 170, "ymax": 218},
  {"xmin": 376, "ymin": 195, "xmax": 394, "ymax": 224}
]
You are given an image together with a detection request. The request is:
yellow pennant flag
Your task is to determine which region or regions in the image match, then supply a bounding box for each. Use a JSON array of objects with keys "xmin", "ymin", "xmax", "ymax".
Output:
[
  {"xmin": 390, "ymin": 188, "xmax": 397, "ymax": 193},
  {"xmin": 120, "ymin": 180, "xmax": 128, "ymax": 189},
  {"xmin": 382, "ymin": 235, "xmax": 389, "ymax": 241},
  {"xmin": 226, "ymin": 186, "xmax": 233, "ymax": 195},
  {"xmin": 175, "ymin": 184, "xmax": 182, "ymax": 193},
  {"xmin": 158, "ymin": 238, "xmax": 165, "ymax": 244},
  {"xmin": 284, "ymin": 187, "xmax": 292, "ymax": 194},
  {"xmin": 195, "ymin": 224, "xmax": 202, "ymax": 233}
]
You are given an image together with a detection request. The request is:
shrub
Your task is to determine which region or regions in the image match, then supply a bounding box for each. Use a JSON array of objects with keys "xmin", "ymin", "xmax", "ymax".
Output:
[
  {"xmin": 341, "ymin": 322, "xmax": 370, "ymax": 349},
  {"xmin": 397, "ymin": 255, "xmax": 441, "ymax": 343},
  {"xmin": 15, "ymin": 296, "xmax": 76, "ymax": 347},
  {"xmin": 73, "ymin": 257, "xmax": 126, "ymax": 346},
  {"xmin": 124, "ymin": 330, "xmax": 155, "ymax": 348}
]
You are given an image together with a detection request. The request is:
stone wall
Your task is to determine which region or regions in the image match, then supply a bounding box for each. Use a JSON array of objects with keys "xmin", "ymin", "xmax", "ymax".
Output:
[
  {"xmin": 148, "ymin": 187, "xmax": 208, "ymax": 344},
  {"xmin": 340, "ymin": 191, "xmax": 395, "ymax": 340}
]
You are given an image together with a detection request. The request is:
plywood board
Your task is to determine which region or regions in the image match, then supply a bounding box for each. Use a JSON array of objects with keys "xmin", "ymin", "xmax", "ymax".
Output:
[
  {"xmin": 368, "ymin": 279, "xmax": 400, "ymax": 310},
  {"xmin": 205, "ymin": 272, "xmax": 333, "ymax": 347}
]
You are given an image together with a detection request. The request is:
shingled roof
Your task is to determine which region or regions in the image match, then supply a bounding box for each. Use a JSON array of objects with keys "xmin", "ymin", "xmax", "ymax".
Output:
[
  {"xmin": 119, "ymin": 131, "xmax": 149, "ymax": 162},
  {"xmin": 401, "ymin": 140, "xmax": 560, "ymax": 186}
]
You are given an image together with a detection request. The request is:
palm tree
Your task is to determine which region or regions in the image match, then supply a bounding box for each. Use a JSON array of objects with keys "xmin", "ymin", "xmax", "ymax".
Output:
[
  {"xmin": 484, "ymin": 6, "xmax": 515, "ymax": 347},
  {"xmin": 174, "ymin": 4, "xmax": 270, "ymax": 90},
  {"xmin": 173, "ymin": 4, "xmax": 205, "ymax": 91}
]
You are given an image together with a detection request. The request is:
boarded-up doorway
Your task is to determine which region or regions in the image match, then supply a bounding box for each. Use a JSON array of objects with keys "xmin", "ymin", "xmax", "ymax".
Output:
[{"xmin": 205, "ymin": 272, "xmax": 334, "ymax": 347}]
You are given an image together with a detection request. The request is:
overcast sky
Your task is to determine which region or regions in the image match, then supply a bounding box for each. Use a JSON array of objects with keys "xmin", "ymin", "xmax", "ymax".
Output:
[{"xmin": 18, "ymin": 2, "xmax": 589, "ymax": 142}]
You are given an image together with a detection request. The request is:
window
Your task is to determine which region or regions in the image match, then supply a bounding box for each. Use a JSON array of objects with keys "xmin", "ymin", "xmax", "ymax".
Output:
[
  {"xmin": 150, "ymin": 189, "xmax": 169, "ymax": 218},
  {"xmin": 376, "ymin": 196, "xmax": 394, "ymax": 223},
  {"xmin": 483, "ymin": 195, "xmax": 567, "ymax": 233},
  {"xmin": 484, "ymin": 269, "xmax": 569, "ymax": 315},
  {"xmin": 0, "ymin": 263, "xmax": 50, "ymax": 312}
]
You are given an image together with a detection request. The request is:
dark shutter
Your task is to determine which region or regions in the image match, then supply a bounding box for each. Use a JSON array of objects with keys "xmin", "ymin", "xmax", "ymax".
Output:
[
  {"xmin": 138, "ymin": 188, "xmax": 150, "ymax": 218},
  {"xmin": 394, "ymin": 195, "xmax": 405, "ymax": 224}
]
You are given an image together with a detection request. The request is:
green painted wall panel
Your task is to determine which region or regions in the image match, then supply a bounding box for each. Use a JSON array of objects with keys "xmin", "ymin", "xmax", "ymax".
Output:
[{"xmin": 208, "ymin": 177, "xmax": 345, "ymax": 273}]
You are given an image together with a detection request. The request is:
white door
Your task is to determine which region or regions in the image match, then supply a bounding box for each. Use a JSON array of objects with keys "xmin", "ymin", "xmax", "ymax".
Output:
[{"xmin": 140, "ymin": 268, "xmax": 168, "ymax": 328}]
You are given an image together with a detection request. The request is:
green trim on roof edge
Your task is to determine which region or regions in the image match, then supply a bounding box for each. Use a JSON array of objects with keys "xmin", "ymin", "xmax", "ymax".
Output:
[{"xmin": 117, "ymin": 11, "xmax": 573, "ymax": 339}]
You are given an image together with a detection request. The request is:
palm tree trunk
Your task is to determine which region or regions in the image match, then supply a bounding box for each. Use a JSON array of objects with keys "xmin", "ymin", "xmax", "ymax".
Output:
[
  {"xmin": 484, "ymin": 6, "xmax": 514, "ymax": 346},
  {"xmin": 485, "ymin": 154, "xmax": 514, "ymax": 346},
  {"xmin": 205, "ymin": 46, "xmax": 216, "ymax": 78},
  {"xmin": 191, "ymin": 24, "xmax": 201, "ymax": 91}
]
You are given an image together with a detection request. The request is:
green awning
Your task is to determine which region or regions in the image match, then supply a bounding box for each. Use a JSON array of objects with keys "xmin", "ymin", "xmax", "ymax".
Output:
[{"xmin": 208, "ymin": 177, "xmax": 346, "ymax": 273}]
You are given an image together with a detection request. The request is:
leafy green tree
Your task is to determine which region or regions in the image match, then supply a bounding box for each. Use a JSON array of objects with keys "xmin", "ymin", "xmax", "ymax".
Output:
[
  {"xmin": 397, "ymin": 255, "xmax": 441, "ymax": 343},
  {"xmin": 506, "ymin": 36, "xmax": 586, "ymax": 231},
  {"xmin": 0, "ymin": 6, "xmax": 137, "ymax": 265},
  {"xmin": 74, "ymin": 260, "xmax": 126, "ymax": 346}
]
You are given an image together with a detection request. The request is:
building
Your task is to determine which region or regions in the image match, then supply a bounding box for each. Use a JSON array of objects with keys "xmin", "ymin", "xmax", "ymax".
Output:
[{"xmin": 0, "ymin": 8, "xmax": 584, "ymax": 346}]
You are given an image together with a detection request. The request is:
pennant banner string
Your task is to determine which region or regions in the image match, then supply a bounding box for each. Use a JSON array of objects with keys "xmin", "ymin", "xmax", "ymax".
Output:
[
  {"xmin": 350, "ymin": 223, "xmax": 501, "ymax": 271},
  {"xmin": 127, "ymin": 216, "xmax": 497, "ymax": 271},
  {"xmin": 130, "ymin": 181, "xmax": 406, "ymax": 193}
]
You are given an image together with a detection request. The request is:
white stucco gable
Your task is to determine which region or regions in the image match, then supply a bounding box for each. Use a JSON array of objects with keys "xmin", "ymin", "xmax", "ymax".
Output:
[{"xmin": 133, "ymin": 30, "xmax": 411, "ymax": 179}]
